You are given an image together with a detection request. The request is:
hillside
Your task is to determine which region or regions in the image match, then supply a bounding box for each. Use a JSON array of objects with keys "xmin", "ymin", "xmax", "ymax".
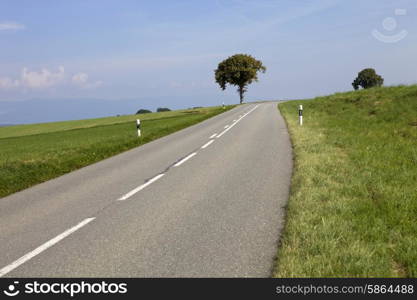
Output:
[{"xmin": 275, "ymin": 85, "xmax": 417, "ymax": 277}]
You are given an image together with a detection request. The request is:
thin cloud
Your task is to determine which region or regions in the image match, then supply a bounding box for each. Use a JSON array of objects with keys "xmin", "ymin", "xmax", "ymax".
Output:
[
  {"xmin": 0, "ymin": 22, "xmax": 25, "ymax": 31},
  {"xmin": 0, "ymin": 67, "xmax": 102, "ymax": 91},
  {"xmin": 21, "ymin": 66, "xmax": 65, "ymax": 88},
  {"xmin": 72, "ymin": 72, "xmax": 102, "ymax": 89},
  {"xmin": 0, "ymin": 77, "xmax": 20, "ymax": 89}
]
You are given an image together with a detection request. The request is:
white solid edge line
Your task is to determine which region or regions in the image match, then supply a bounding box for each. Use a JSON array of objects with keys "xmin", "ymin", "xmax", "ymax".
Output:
[
  {"xmin": 216, "ymin": 105, "xmax": 259, "ymax": 138},
  {"xmin": 209, "ymin": 134, "xmax": 217, "ymax": 139},
  {"xmin": 0, "ymin": 217, "xmax": 95, "ymax": 277},
  {"xmin": 174, "ymin": 152, "xmax": 197, "ymax": 167},
  {"xmin": 201, "ymin": 140, "xmax": 214, "ymax": 149},
  {"xmin": 118, "ymin": 174, "xmax": 165, "ymax": 201}
]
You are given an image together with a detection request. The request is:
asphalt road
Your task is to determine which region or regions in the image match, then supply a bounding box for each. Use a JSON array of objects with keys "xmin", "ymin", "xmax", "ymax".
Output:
[{"xmin": 0, "ymin": 103, "xmax": 292, "ymax": 277}]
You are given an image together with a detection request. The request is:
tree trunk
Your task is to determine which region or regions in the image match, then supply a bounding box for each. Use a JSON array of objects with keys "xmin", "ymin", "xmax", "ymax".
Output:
[{"xmin": 238, "ymin": 85, "xmax": 244, "ymax": 104}]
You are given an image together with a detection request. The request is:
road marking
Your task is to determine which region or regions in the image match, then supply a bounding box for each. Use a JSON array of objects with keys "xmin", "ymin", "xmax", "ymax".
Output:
[
  {"xmin": 174, "ymin": 152, "xmax": 197, "ymax": 167},
  {"xmin": 201, "ymin": 140, "xmax": 214, "ymax": 149},
  {"xmin": 0, "ymin": 218, "xmax": 95, "ymax": 277},
  {"xmin": 217, "ymin": 105, "xmax": 259, "ymax": 138},
  {"xmin": 118, "ymin": 174, "xmax": 165, "ymax": 201},
  {"xmin": 224, "ymin": 125, "xmax": 229, "ymax": 129},
  {"xmin": 210, "ymin": 134, "xmax": 217, "ymax": 139},
  {"xmin": 233, "ymin": 119, "xmax": 237, "ymax": 122}
]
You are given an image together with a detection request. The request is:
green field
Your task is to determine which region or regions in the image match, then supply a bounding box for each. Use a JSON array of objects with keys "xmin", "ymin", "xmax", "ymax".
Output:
[
  {"xmin": 274, "ymin": 85, "xmax": 417, "ymax": 277},
  {"xmin": 0, "ymin": 106, "xmax": 235, "ymax": 198},
  {"xmin": 0, "ymin": 108, "xmax": 225, "ymax": 139}
]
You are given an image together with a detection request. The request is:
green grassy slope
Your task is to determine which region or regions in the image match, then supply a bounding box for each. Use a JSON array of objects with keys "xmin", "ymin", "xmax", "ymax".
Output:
[
  {"xmin": 0, "ymin": 106, "xmax": 235, "ymax": 198},
  {"xmin": 0, "ymin": 107, "xmax": 221, "ymax": 139},
  {"xmin": 274, "ymin": 85, "xmax": 417, "ymax": 277}
]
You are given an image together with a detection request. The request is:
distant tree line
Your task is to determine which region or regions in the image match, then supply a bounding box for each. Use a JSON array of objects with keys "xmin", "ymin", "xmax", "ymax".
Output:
[
  {"xmin": 157, "ymin": 107, "xmax": 171, "ymax": 112},
  {"xmin": 136, "ymin": 107, "xmax": 172, "ymax": 114}
]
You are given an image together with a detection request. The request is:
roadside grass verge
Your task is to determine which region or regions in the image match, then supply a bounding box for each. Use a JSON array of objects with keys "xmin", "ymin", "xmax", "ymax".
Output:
[
  {"xmin": 0, "ymin": 106, "xmax": 235, "ymax": 198},
  {"xmin": 274, "ymin": 85, "xmax": 417, "ymax": 277}
]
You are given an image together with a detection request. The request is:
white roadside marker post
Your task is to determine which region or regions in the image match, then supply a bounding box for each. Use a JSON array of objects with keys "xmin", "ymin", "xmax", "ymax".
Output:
[
  {"xmin": 299, "ymin": 105, "xmax": 303, "ymax": 126},
  {"xmin": 222, "ymin": 102, "xmax": 225, "ymax": 109},
  {"xmin": 136, "ymin": 119, "xmax": 141, "ymax": 137}
]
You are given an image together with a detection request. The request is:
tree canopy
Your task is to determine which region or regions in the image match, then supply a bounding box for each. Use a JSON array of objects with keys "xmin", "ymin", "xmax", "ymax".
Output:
[
  {"xmin": 352, "ymin": 68, "xmax": 384, "ymax": 90},
  {"xmin": 215, "ymin": 54, "xmax": 266, "ymax": 104}
]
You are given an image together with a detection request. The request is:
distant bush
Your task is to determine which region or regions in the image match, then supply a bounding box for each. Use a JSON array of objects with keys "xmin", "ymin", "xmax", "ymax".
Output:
[
  {"xmin": 352, "ymin": 68, "xmax": 384, "ymax": 90},
  {"xmin": 136, "ymin": 109, "xmax": 152, "ymax": 114},
  {"xmin": 157, "ymin": 107, "xmax": 171, "ymax": 112}
]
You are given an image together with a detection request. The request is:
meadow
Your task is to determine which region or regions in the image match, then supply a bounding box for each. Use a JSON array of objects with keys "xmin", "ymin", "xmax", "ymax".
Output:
[
  {"xmin": 0, "ymin": 106, "xmax": 234, "ymax": 198},
  {"xmin": 274, "ymin": 85, "xmax": 417, "ymax": 277}
]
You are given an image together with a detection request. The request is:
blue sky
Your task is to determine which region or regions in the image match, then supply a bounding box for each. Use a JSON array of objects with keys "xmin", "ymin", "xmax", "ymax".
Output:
[{"xmin": 1, "ymin": 0, "xmax": 416, "ymax": 123}]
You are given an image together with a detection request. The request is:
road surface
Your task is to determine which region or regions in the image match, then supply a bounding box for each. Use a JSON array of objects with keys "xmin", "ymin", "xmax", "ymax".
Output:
[{"xmin": 0, "ymin": 103, "xmax": 292, "ymax": 277}]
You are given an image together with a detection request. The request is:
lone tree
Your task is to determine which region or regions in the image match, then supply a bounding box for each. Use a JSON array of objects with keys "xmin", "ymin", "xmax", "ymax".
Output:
[
  {"xmin": 215, "ymin": 54, "xmax": 266, "ymax": 104},
  {"xmin": 352, "ymin": 68, "xmax": 384, "ymax": 90}
]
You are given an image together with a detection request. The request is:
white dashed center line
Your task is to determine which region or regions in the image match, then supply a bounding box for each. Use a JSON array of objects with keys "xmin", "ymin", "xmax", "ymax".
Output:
[
  {"xmin": 118, "ymin": 174, "xmax": 165, "ymax": 201},
  {"xmin": 201, "ymin": 140, "xmax": 214, "ymax": 149},
  {"xmin": 216, "ymin": 105, "xmax": 258, "ymax": 138},
  {"xmin": 117, "ymin": 105, "xmax": 258, "ymax": 201},
  {"xmin": 174, "ymin": 152, "xmax": 197, "ymax": 167}
]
